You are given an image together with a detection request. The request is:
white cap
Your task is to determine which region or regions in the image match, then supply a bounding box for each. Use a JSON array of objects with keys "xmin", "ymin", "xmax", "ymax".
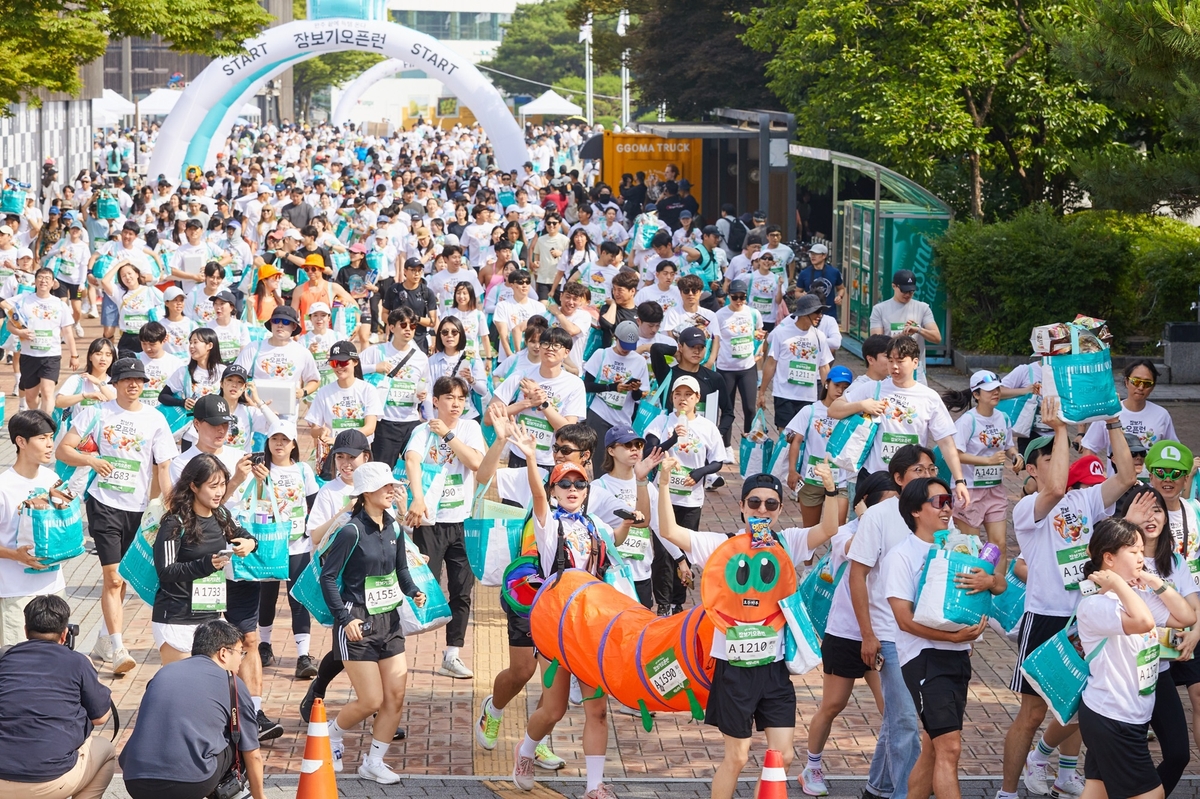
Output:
[
  {"xmin": 970, "ymin": 370, "xmax": 1002, "ymax": 392},
  {"xmin": 163, "ymin": 286, "xmax": 185, "ymax": 301},
  {"xmin": 504, "ymin": 205, "xmax": 519, "ymax": 215},
  {"xmin": 672, "ymin": 375, "xmax": 701, "ymax": 395},
  {"xmin": 809, "ymin": 243, "xmax": 829, "ymax": 255},
  {"xmin": 284, "ymin": 229, "xmax": 302, "ymax": 241},
  {"xmin": 349, "ymin": 461, "xmax": 404, "ymax": 496},
  {"xmin": 265, "ymin": 418, "xmax": 298, "ymax": 442},
  {"xmin": 307, "ymin": 302, "xmax": 331, "ymax": 316},
  {"xmin": 15, "ymin": 247, "xmax": 33, "ymax": 260},
  {"xmin": 0, "ymin": 225, "xmax": 13, "ymax": 236}
]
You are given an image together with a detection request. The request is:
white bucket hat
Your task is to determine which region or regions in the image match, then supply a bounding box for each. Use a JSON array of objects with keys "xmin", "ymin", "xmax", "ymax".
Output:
[{"xmin": 349, "ymin": 462, "xmax": 404, "ymax": 496}]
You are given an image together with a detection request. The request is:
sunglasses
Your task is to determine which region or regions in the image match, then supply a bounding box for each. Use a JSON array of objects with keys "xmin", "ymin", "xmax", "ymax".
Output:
[
  {"xmin": 744, "ymin": 496, "xmax": 781, "ymax": 511},
  {"xmin": 729, "ymin": 294, "xmax": 747, "ymax": 301},
  {"xmin": 1151, "ymin": 467, "xmax": 1186, "ymax": 481},
  {"xmin": 553, "ymin": 444, "xmax": 582, "ymax": 455},
  {"xmin": 329, "ymin": 359, "xmax": 353, "ymax": 368},
  {"xmin": 924, "ymin": 494, "xmax": 955, "ymax": 510},
  {"xmin": 395, "ymin": 321, "xmax": 417, "ymax": 330},
  {"xmin": 680, "ymin": 287, "xmax": 701, "ymax": 294},
  {"xmin": 554, "ymin": 478, "xmax": 590, "ymax": 491},
  {"xmin": 440, "ymin": 329, "xmax": 460, "ymax": 336},
  {"xmin": 1127, "ymin": 377, "xmax": 1156, "ymax": 389},
  {"xmin": 270, "ymin": 318, "xmax": 294, "ymax": 326}
]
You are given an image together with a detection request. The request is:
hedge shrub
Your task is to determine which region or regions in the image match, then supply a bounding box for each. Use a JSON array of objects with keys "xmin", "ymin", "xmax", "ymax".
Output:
[{"xmin": 935, "ymin": 205, "xmax": 1200, "ymax": 354}]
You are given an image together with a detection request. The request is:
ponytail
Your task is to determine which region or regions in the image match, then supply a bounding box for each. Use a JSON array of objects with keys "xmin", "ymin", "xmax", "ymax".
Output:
[
  {"xmin": 1081, "ymin": 518, "xmax": 1142, "ymax": 580},
  {"xmin": 941, "ymin": 388, "xmax": 974, "ymax": 413}
]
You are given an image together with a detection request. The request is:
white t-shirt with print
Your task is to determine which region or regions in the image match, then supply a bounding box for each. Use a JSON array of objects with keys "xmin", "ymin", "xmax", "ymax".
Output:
[
  {"xmin": 493, "ymin": 369, "xmax": 587, "ymax": 468},
  {"xmin": 842, "ymin": 377, "xmax": 956, "ymax": 473},
  {"xmin": 306, "ymin": 379, "xmax": 384, "ymax": 441},
  {"xmin": 137, "ymin": 353, "xmax": 185, "ymax": 409},
  {"xmin": 643, "ymin": 412, "xmax": 724, "ymax": 507},
  {"xmin": 1013, "ymin": 484, "xmax": 1114, "ymax": 616},
  {"xmin": 845, "ymin": 497, "xmax": 911, "ymax": 643},
  {"xmin": 746, "ymin": 271, "xmax": 784, "ymax": 323},
  {"xmin": 0, "ymin": 466, "xmax": 66, "ymax": 598},
  {"xmin": 161, "ymin": 316, "xmax": 198, "ymax": 359},
  {"xmin": 785, "ymin": 402, "xmax": 846, "ymax": 487},
  {"xmin": 1079, "ymin": 400, "xmax": 1177, "ymax": 460},
  {"xmin": 884, "ymin": 534, "xmax": 974, "ymax": 666},
  {"xmin": 12, "ymin": 293, "xmax": 72, "ymax": 358},
  {"xmin": 1078, "ymin": 592, "xmax": 1168, "ymax": 725},
  {"xmin": 235, "ymin": 340, "xmax": 320, "ymax": 395},
  {"xmin": 822, "ymin": 521, "xmax": 864, "ymax": 641},
  {"xmin": 263, "ymin": 462, "xmax": 321, "ymax": 555},
  {"xmin": 713, "ymin": 306, "xmax": 762, "ymax": 372},
  {"xmin": 75, "ymin": 401, "xmax": 178, "ymax": 512},
  {"xmin": 954, "ymin": 408, "xmax": 1013, "ymax": 488},
  {"xmin": 403, "ymin": 418, "xmax": 485, "ymax": 524},
  {"xmin": 588, "ymin": 473, "xmax": 662, "ymax": 582},
  {"xmin": 767, "ymin": 325, "xmax": 832, "ymax": 402},
  {"xmin": 584, "ymin": 346, "xmax": 650, "ymax": 428}
]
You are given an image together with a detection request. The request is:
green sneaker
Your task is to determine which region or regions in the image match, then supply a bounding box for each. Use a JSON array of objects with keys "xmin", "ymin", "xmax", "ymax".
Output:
[
  {"xmin": 534, "ymin": 740, "xmax": 565, "ymax": 770},
  {"xmin": 475, "ymin": 695, "xmax": 502, "ymax": 750}
]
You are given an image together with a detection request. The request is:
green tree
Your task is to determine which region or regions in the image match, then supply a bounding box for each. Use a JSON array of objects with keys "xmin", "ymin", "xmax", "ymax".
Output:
[
  {"xmin": 1056, "ymin": 0, "xmax": 1200, "ymax": 214},
  {"xmin": 579, "ymin": 0, "xmax": 779, "ymax": 119},
  {"xmin": 555, "ymin": 74, "xmax": 621, "ymax": 120},
  {"xmin": 740, "ymin": 0, "xmax": 1111, "ymax": 220},
  {"xmin": 0, "ymin": 0, "xmax": 271, "ymax": 109},
  {"xmin": 482, "ymin": 0, "xmax": 585, "ymax": 96},
  {"xmin": 291, "ymin": 0, "xmax": 383, "ymax": 121}
]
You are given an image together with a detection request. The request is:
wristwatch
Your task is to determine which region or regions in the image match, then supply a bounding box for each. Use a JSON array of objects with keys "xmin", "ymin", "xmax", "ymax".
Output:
[
  {"xmin": 1155, "ymin": 583, "xmax": 1170, "ymax": 595},
  {"xmin": 824, "ymin": 488, "xmax": 838, "ymax": 497},
  {"xmin": 538, "ymin": 400, "xmax": 550, "ymax": 411},
  {"xmin": 1106, "ymin": 420, "xmax": 1122, "ymax": 430},
  {"xmin": 955, "ymin": 479, "xmax": 967, "ymax": 486},
  {"xmin": 442, "ymin": 431, "xmax": 455, "ymax": 444}
]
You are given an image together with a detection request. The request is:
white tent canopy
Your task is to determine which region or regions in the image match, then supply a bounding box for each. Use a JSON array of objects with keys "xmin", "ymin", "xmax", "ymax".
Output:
[
  {"xmin": 240, "ymin": 102, "xmax": 262, "ymax": 118},
  {"xmin": 92, "ymin": 89, "xmax": 136, "ymax": 127},
  {"xmin": 137, "ymin": 88, "xmax": 185, "ymax": 116},
  {"xmin": 518, "ymin": 89, "xmax": 582, "ymax": 118}
]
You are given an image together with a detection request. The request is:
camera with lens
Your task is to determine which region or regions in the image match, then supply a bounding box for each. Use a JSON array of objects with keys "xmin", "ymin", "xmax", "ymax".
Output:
[{"xmin": 65, "ymin": 623, "xmax": 79, "ymax": 650}]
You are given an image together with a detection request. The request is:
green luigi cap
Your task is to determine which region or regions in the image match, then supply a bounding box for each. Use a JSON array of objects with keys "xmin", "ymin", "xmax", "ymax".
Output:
[
  {"xmin": 1023, "ymin": 435, "xmax": 1054, "ymax": 466},
  {"xmin": 1146, "ymin": 440, "xmax": 1192, "ymax": 471}
]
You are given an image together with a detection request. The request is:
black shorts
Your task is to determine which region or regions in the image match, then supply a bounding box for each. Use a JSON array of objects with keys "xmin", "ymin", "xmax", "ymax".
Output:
[
  {"xmin": 705, "ymin": 658, "xmax": 797, "ymax": 739},
  {"xmin": 19, "ymin": 355, "xmax": 61, "ymax": 388},
  {"xmin": 53, "ymin": 280, "xmax": 81, "ymax": 301},
  {"xmin": 504, "ymin": 593, "xmax": 533, "ymax": 648},
  {"xmin": 224, "ymin": 581, "xmax": 262, "ymax": 634},
  {"xmin": 1080, "ymin": 701, "xmax": 1160, "ymax": 799},
  {"xmin": 822, "ymin": 633, "xmax": 870, "ymax": 679},
  {"xmin": 1010, "ymin": 612, "xmax": 1071, "ymax": 695},
  {"xmin": 902, "ymin": 649, "xmax": 972, "ymax": 739},
  {"xmin": 335, "ymin": 605, "xmax": 405, "ymax": 662},
  {"xmin": 1171, "ymin": 657, "xmax": 1200, "ymax": 687},
  {"xmin": 86, "ymin": 497, "xmax": 144, "ymax": 566},
  {"xmin": 774, "ymin": 397, "xmax": 812, "ymax": 431}
]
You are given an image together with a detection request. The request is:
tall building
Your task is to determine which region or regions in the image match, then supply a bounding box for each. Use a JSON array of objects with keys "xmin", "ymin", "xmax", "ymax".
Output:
[
  {"xmin": 0, "ymin": 60, "xmax": 102, "ymax": 187},
  {"xmin": 330, "ymin": 0, "xmax": 536, "ymax": 127}
]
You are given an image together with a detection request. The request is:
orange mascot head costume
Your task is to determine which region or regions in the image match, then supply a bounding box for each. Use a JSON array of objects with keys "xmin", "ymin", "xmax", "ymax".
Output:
[{"xmin": 700, "ymin": 532, "xmax": 797, "ymax": 633}]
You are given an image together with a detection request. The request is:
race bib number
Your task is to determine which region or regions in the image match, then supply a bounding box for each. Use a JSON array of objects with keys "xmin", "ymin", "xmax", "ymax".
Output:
[
  {"xmin": 365, "ymin": 572, "xmax": 402, "ymax": 615},
  {"xmin": 441, "ymin": 473, "xmax": 465, "ymax": 510},
  {"xmin": 802, "ymin": 454, "xmax": 825, "ymax": 486},
  {"xmin": 974, "ymin": 463, "xmax": 1003, "ymax": 487},
  {"xmin": 617, "ymin": 526, "xmax": 651, "ymax": 561},
  {"xmin": 599, "ymin": 390, "xmax": 626, "ymax": 411},
  {"xmin": 730, "ymin": 335, "xmax": 752, "ymax": 359},
  {"xmin": 98, "ymin": 456, "xmax": 139, "ymax": 494},
  {"xmin": 645, "ymin": 647, "xmax": 688, "ymax": 699},
  {"xmin": 880, "ymin": 432, "xmax": 919, "ymax": 463},
  {"xmin": 751, "ymin": 294, "xmax": 773, "ymax": 310},
  {"xmin": 1137, "ymin": 637, "xmax": 1160, "ymax": 695},
  {"xmin": 787, "ymin": 359, "xmax": 816, "ymax": 387},
  {"xmin": 517, "ymin": 414, "xmax": 553, "ymax": 453},
  {"xmin": 191, "ymin": 572, "xmax": 226, "ymax": 612},
  {"xmin": 30, "ymin": 328, "xmax": 54, "ymax": 353},
  {"xmin": 724, "ymin": 624, "xmax": 779, "ymax": 667},
  {"xmin": 1190, "ymin": 558, "xmax": 1200, "ymax": 590},
  {"xmin": 124, "ymin": 313, "xmax": 149, "ymax": 331},
  {"xmin": 386, "ymin": 379, "xmax": 416, "ymax": 408},
  {"xmin": 1057, "ymin": 544, "xmax": 1089, "ymax": 589},
  {"xmin": 668, "ymin": 465, "xmax": 694, "ymax": 496}
]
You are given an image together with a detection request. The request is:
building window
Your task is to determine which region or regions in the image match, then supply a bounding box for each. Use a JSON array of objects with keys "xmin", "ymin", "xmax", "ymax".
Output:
[{"xmin": 391, "ymin": 11, "xmax": 511, "ymax": 40}]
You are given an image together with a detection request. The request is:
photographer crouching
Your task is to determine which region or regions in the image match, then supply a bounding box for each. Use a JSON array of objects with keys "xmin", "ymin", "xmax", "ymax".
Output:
[
  {"xmin": 0, "ymin": 595, "xmax": 116, "ymax": 798},
  {"xmin": 120, "ymin": 619, "xmax": 264, "ymax": 799}
]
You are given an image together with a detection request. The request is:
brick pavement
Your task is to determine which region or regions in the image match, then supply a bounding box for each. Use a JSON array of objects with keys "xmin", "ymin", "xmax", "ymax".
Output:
[{"xmin": 9, "ymin": 318, "xmax": 1200, "ymax": 796}]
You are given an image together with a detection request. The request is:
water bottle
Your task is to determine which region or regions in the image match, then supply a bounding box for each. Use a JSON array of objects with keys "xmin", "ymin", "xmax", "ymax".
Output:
[{"xmin": 979, "ymin": 543, "xmax": 1001, "ymax": 567}]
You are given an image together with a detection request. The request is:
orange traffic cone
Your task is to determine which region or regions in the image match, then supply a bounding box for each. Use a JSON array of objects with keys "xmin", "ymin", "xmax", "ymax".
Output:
[
  {"xmin": 757, "ymin": 748, "xmax": 788, "ymax": 799},
  {"xmin": 297, "ymin": 697, "xmax": 339, "ymax": 797}
]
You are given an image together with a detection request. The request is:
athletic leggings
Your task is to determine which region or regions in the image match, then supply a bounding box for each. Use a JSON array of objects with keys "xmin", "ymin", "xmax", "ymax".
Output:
[
  {"xmin": 718, "ymin": 366, "xmax": 758, "ymax": 446},
  {"xmin": 1151, "ymin": 668, "xmax": 1190, "ymax": 796},
  {"xmin": 257, "ymin": 552, "xmax": 312, "ymax": 634}
]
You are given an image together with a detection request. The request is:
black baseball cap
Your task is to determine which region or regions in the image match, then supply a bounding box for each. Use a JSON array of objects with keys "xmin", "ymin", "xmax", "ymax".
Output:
[
  {"xmin": 329, "ymin": 340, "xmax": 360, "ymax": 361},
  {"xmin": 213, "ymin": 290, "xmax": 237, "ymax": 306},
  {"xmin": 741, "ymin": 473, "xmax": 784, "ymax": 501},
  {"xmin": 193, "ymin": 394, "xmax": 236, "ymax": 425},
  {"xmin": 677, "ymin": 326, "xmax": 706, "ymax": 348},
  {"xmin": 892, "ymin": 269, "xmax": 917, "ymax": 291},
  {"xmin": 223, "ymin": 364, "xmax": 251, "ymax": 382},
  {"xmin": 403, "ymin": 257, "xmax": 424, "ymax": 271},
  {"xmin": 331, "ymin": 429, "xmax": 370, "ymax": 456},
  {"xmin": 111, "ymin": 358, "xmax": 147, "ymax": 382}
]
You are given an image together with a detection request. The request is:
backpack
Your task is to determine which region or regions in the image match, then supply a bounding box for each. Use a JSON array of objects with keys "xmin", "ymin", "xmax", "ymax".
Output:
[{"xmin": 724, "ymin": 216, "xmax": 747, "ymax": 253}]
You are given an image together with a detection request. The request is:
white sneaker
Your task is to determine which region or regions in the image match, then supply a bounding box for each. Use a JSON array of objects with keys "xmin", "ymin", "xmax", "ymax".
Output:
[
  {"xmin": 74, "ymin": 322, "xmax": 85, "ymax": 338},
  {"xmin": 330, "ymin": 735, "xmax": 344, "ymax": 773},
  {"xmin": 1051, "ymin": 771, "xmax": 1085, "ymax": 799},
  {"xmin": 90, "ymin": 635, "xmax": 113, "ymax": 664},
  {"xmin": 569, "ymin": 675, "xmax": 583, "ymax": 706},
  {"xmin": 111, "ymin": 647, "xmax": 135, "ymax": 675},
  {"xmin": 10, "ymin": 379, "xmax": 18, "ymax": 397},
  {"xmin": 512, "ymin": 745, "xmax": 536, "ymax": 790},
  {"xmin": 725, "ymin": 444, "xmax": 737, "ymax": 463},
  {"xmin": 800, "ymin": 766, "xmax": 829, "ymax": 797},
  {"xmin": 358, "ymin": 758, "xmax": 401, "ymax": 784},
  {"xmin": 1023, "ymin": 753, "xmax": 1054, "ymax": 796},
  {"xmin": 437, "ymin": 655, "xmax": 474, "ymax": 679},
  {"xmin": 615, "ymin": 703, "xmax": 651, "ymax": 717},
  {"xmin": 369, "ymin": 333, "xmax": 380, "ymax": 344}
]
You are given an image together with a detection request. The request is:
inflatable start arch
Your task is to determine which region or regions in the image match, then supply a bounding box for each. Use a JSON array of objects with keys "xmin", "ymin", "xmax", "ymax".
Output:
[
  {"xmin": 147, "ymin": 18, "xmax": 528, "ymax": 182},
  {"xmin": 331, "ymin": 58, "xmax": 409, "ymax": 127}
]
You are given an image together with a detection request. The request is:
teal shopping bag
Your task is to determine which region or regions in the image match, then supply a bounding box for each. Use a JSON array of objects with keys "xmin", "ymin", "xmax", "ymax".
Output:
[
  {"xmin": 632, "ymin": 377, "xmax": 670, "ymax": 438},
  {"xmin": 1020, "ymin": 614, "xmax": 1107, "ymax": 725},
  {"xmin": 118, "ymin": 501, "xmax": 167, "ymax": 604},
  {"xmin": 398, "ymin": 535, "xmax": 452, "ymax": 635},
  {"xmin": 463, "ymin": 483, "xmax": 527, "ymax": 586},
  {"xmin": 290, "ymin": 520, "xmax": 357, "ymax": 628},
  {"xmin": 231, "ymin": 479, "xmax": 290, "ymax": 581},
  {"xmin": 17, "ymin": 493, "xmax": 85, "ymax": 570},
  {"xmin": 799, "ymin": 553, "xmax": 847, "ymax": 639},
  {"xmin": 989, "ymin": 560, "xmax": 1026, "ymax": 634},
  {"xmin": 1043, "ymin": 325, "xmax": 1122, "ymax": 425}
]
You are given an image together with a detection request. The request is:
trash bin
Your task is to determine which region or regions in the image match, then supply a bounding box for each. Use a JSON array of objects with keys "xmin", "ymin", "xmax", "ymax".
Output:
[{"xmin": 1163, "ymin": 322, "xmax": 1200, "ymax": 383}]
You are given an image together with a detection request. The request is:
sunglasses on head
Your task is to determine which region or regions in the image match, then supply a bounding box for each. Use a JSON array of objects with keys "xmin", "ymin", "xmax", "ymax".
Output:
[
  {"xmin": 1152, "ymin": 467, "xmax": 1186, "ymax": 481},
  {"xmin": 744, "ymin": 497, "xmax": 781, "ymax": 511},
  {"xmin": 1128, "ymin": 376, "xmax": 1156, "ymax": 389},
  {"xmin": 554, "ymin": 478, "xmax": 590, "ymax": 491},
  {"xmin": 924, "ymin": 494, "xmax": 954, "ymax": 510}
]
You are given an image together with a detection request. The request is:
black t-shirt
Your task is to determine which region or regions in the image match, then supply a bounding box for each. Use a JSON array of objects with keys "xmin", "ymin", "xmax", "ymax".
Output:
[
  {"xmin": 597, "ymin": 303, "xmax": 639, "ymax": 348},
  {"xmin": 656, "ymin": 196, "xmax": 687, "ymax": 231},
  {"xmin": 152, "ymin": 512, "xmax": 242, "ymax": 625},
  {"xmin": 383, "ymin": 280, "xmax": 437, "ymax": 341},
  {"xmin": 0, "ymin": 640, "xmax": 112, "ymax": 782},
  {"xmin": 648, "ymin": 346, "xmax": 733, "ymax": 418}
]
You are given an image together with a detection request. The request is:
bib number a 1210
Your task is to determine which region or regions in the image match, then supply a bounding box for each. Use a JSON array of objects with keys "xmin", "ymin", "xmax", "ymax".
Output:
[{"xmin": 724, "ymin": 624, "xmax": 779, "ymax": 667}]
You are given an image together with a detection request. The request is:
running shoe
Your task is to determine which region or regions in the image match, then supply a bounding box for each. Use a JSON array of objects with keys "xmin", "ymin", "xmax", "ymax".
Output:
[
  {"xmin": 330, "ymin": 736, "xmax": 344, "ymax": 773},
  {"xmin": 259, "ymin": 642, "xmax": 275, "ymax": 667},
  {"xmin": 512, "ymin": 745, "xmax": 536, "ymax": 790},
  {"xmin": 437, "ymin": 654, "xmax": 473, "ymax": 679},
  {"xmin": 256, "ymin": 710, "xmax": 283, "ymax": 741},
  {"xmin": 358, "ymin": 759, "xmax": 401, "ymax": 784},
  {"xmin": 800, "ymin": 766, "xmax": 829, "ymax": 797},
  {"xmin": 534, "ymin": 740, "xmax": 565, "ymax": 770},
  {"xmin": 476, "ymin": 695, "xmax": 501, "ymax": 750},
  {"xmin": 295, "ymin": 654, "xmax": 318, "ymax": 679},
  {"xmin": 299, "ymin": 682, "xmax": 318, "ymax": 723},
  {"xmin": 569, "ymin": 675, "xmax": 583, "ymax": 705},
  {"xmin": 111, "ymin": 647, "xmax": 135, "ymax": 675},
  {"xmin": 1051, "ymin": 771, "xmax": 1084, "ymax": 799},
  {"xmin": 1023, "ymin": 753, "xmax": 1053, "ymax": 796},
  {"xmin": 584, "ymin": 784, "xmax": 618, "ymax": 799},
  {"xmin": 90, "ymin": 635, "xmax": 112, "ymax": 665}
]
